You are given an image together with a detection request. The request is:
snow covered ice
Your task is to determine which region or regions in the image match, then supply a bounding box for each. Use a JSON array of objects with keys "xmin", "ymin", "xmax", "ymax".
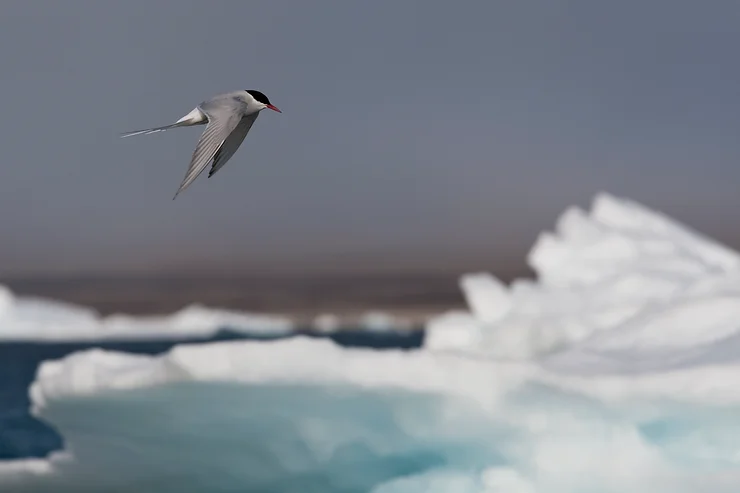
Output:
[
  {"xmin": 0, "ymin": 290, "xmax": 294, "ymax": 341},
  {"xmin": 2, "ymin": 192, "xmax": 740, "ymax": 492},
  {"xmin": 427, "ymin": 192, "xmax": 740, "ymax": 365}
]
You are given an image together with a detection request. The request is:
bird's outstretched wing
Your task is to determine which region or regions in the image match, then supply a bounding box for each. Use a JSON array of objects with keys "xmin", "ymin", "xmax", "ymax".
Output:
[
  {"xmin": 208, "ymin": 113, "xmax": 259, "ymax": 179},
  {"xmin": 172, "ymin": 104, "xmax": 244, "ymax": 199}
]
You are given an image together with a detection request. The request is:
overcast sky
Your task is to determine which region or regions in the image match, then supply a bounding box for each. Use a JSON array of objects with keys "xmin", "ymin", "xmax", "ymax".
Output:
[{"xmin": 1, "ymin": 1, "xmax": 739, "ymax": 278}]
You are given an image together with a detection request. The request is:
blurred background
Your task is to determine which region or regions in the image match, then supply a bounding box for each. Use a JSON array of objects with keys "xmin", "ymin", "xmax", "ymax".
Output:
[{"xmin": 1, "ymin": 0, "xmax": 739, "ymax": 324}]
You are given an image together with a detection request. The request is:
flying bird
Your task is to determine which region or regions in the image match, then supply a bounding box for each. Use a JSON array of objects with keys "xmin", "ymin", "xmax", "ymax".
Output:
[{"xmin": 121, "ymin": 89, "xmax": 281, "ymax": 199}]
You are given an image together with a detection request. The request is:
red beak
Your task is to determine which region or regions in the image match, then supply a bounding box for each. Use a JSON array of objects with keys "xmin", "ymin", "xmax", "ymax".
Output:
[{"xmin": 266, "ymin": 104, "xmax": 282, "ymax": 113}]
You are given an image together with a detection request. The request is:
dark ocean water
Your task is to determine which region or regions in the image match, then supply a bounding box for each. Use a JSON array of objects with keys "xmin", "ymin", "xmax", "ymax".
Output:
[{"xmin": 0, "ymin": 328, "xmax": 424, "ymax": 461}]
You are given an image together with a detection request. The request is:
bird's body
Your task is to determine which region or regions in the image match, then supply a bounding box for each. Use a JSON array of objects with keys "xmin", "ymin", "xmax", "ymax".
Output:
[{"xmin": 122, "ymin": 89, "xmax": 281, "ymax": 199}]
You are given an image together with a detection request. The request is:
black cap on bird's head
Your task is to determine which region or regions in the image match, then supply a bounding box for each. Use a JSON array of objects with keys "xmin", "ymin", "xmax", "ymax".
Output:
[{"xmin": 246, "ymin": 89, "xmax": 281, "ymax": 113}]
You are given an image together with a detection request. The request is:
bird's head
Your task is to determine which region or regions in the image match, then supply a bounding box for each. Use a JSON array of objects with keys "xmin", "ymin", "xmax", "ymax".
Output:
[{"xmin": 246, "ymin": 89, "xmax": 281, "ymax": 113}]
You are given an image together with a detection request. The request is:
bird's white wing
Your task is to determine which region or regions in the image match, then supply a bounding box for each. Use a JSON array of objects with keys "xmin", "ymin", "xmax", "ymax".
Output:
[
  {"xmin": 172, "ymin": 103, "xmax": 244, "ymax": 199},
  {"xmin": 208, "ymin": 113, "xmax": 259, "ymax": 179}
]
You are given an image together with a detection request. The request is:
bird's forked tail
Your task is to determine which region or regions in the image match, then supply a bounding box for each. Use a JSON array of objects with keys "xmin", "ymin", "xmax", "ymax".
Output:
[
  {"xmin": 120, "ymin": 122, "xmax": 188, "ymax": 138},
  {"xmin": 120, "ymin": 107, "xmax": 207, "ymax": 138}
]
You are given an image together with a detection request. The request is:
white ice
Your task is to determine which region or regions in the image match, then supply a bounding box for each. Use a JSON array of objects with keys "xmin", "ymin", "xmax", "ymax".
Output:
[
  {"xmin": 358, "ymin": 311, "xmax": 414, "ymax": 332},
  {"xmin": 426, "ymin": 192, "xmax": 740, "ymax": 369},
  {"xmin": 0, "ymin": 285, "xmax": 413, "ymax": 341},
  {"xmin": 0, "ymin": 290, "xmax": 294, "ymax": 341},
  {"xmin": 2, "ymin": 192, "xmax": 740, "ymax": 492},
  {"xmin": 311, "ymin": 311, "xmax": 414, "ymax": 334}
]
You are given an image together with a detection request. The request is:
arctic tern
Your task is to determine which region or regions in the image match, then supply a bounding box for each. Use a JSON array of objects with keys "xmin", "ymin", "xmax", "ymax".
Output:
[{"xmin": 121, "ymin": 89, "xmax": 281, "ymax": 199}]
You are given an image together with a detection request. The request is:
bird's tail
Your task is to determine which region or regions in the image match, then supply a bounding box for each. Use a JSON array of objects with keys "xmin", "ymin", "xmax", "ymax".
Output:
[
  {"xmin": 120, "ymin": 122, "xmax": 188, "ymax": 138},
  {"xmin": 120, "ymin": 108, "xmax": 207, "ymax": 138}
]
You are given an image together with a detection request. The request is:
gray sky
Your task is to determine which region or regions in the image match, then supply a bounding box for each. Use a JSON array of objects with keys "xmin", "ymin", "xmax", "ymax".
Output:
[{"xmin": 1, "ymin": 1, "xmax": 739, "ymax": 278}]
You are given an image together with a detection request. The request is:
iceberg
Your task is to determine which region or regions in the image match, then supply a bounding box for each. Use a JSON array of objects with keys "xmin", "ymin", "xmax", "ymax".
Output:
[
  {"xmin": 312, "ymin": 311, "xmax": 415, "ymax": 334},
  {"xmin": 426, "ymin": 192, "xmax": 740, "ymax": 366},
  {"xmin": 358, "ymin": 311, "xmax": 414, "ymax": 332},
  {"xmin": 0, "ymin": 289, "xmax": 294, "ymax": 341},
  {"xmin": 0, "ymin": 286, "xmax": 416, "ymax": 341},
  {"xmin": 2, "ymin": 192, "xmax": 740, "ymax": 492}
]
